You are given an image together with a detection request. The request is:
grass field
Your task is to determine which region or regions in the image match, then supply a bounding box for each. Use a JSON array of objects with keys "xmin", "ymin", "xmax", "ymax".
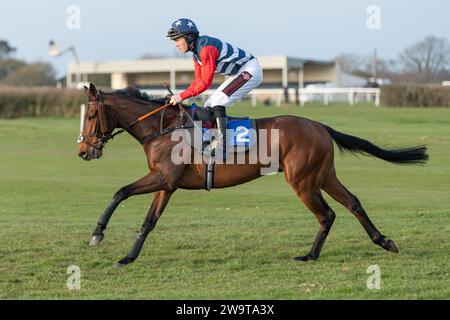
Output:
[{"xmin": 0, "ymin": 102, "xmax": 449, "ymax": 299}]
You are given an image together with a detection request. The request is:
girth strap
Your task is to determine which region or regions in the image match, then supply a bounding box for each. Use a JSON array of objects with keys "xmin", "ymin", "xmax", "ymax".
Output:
[{"xmin": 205, "ymin": 159, "xmax": 215, "ymax": 191}]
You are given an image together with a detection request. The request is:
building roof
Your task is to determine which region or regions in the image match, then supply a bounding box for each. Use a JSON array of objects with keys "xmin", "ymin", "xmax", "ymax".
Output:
[{"xmin": 68, "ymin": 55, "xmax": 335, "ymax": 74}]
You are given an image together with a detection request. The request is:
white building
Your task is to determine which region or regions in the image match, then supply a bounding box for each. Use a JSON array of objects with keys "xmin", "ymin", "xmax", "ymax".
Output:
[{"xmin": 67, "ymin": 55, "xmax": 367, "ymax": 90}]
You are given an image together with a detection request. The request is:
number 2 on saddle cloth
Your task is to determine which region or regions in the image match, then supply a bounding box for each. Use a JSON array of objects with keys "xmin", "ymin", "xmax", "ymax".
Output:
[{"xmin": 188, "ymin": 103, "xmax": 256, "ymax": 149}]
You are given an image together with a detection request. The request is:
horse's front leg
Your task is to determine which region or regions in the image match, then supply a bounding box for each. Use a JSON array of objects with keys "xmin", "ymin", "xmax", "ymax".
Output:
[
  {"xmin": 115, "ymin": 190, "xmax": 174, "ymax": 267},
  {"xmin": 89, "ymin": 169, "xmax": 172, "ymax": 246}
]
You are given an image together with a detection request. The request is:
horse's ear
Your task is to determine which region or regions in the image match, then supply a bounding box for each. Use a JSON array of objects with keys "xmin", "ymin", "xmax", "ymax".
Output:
[
  {"xmin": 89, "ymin": 83, "xmax": 98, "ymax": 98},
  {"xmin": 84, "ymin": 85, "xmax": 90, "ymax": 97}
]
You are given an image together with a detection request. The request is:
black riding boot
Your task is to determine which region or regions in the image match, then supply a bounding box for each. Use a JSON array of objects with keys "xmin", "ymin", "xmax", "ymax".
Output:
[{"xmin": 212, "ymin": 105, "xmax": 227, "ymax": 161}]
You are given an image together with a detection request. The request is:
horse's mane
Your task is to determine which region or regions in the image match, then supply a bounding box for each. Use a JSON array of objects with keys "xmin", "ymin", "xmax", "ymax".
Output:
[{"xmin": 108, "ymin": 87, "xmax": 167, "ymax": 106}]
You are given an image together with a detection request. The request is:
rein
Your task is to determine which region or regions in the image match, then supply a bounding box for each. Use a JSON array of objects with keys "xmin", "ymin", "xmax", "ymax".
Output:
[{"xmin": 105, "ymin": 101, "xmax": 180, "ymax": 143}]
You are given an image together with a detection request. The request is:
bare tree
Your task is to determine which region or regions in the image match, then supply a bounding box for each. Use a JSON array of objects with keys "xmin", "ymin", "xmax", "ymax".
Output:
[
  {"xmin": 398, "ymin": 35, "xmax": 450, "ymax": 82},
  {"xmin": 0, "ymin": 62, "xmax": 56, "ymax": 86},
  {"xmin": 336, "ymin": 53, "xmax": 370, "ymax": 74},
  {"xmin": 336, "ymin": 53, "xmax": 398, "ymax": 79}
]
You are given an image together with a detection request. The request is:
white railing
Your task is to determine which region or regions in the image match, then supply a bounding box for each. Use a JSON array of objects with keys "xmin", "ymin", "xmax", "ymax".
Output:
[
  {"xmin": 141, "ymin": 87, "xmax": 381, "ymax": 107},
  {"xmin": 297, "ymin": 87, "xmax": 380, "ymax": 106}
]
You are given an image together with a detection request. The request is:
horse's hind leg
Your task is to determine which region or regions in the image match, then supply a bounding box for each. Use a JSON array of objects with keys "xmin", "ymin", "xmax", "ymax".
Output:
[
  {"xmin": 293, "ymin": 188, "xmax": 336, "ymax": 261},
  {"xmin": 116, "ymin": 190, "xmax": 174, "ymax": 267},
  {"xmin": 322, "ymin": 170, "xmax": 398, "ymax": 253}
]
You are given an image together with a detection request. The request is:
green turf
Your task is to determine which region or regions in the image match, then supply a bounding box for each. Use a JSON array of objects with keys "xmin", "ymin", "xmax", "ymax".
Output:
[{"xmin": 0, "ymin": 102, "xmax": 448, "ymax": 299}]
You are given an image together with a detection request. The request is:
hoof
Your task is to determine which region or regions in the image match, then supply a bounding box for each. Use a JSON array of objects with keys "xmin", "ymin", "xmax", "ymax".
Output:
[
  {"xmin": 384, "ymin": 239, "xmax": 399, "ymax": 253},
  {"xmin": 89, "ymin": 234, "xmax": 104, "ymax": 246},
  {"xmin": 114, "ymin": 256, "xmax": 135, "ymax": 268},
  {"xmin": 292, "ymin": 254, "xmax": 316, "ymax": 262},
  {"xmin": 374, "ymin": 236, "xmax": 399, "ymax": 253}
]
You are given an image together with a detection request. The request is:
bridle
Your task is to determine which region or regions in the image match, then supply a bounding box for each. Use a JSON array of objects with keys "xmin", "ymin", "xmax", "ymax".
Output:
[
  {"xmin": 77, "ymin": 93, "xmax": 111, "ymax": 150},
  {"xmin": 78, "ymin": 90, "xmax": 194, "ymax": 150}
]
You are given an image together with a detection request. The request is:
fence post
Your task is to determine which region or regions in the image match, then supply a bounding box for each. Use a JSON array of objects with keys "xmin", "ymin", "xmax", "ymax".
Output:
[
  {"xmin": 251, "ymin": 94, "xmax": 257, "ymax": 106},
  {"xmin": 80, "ymin": 104, "xmax": 85, "ymax": 133},
  {"xmin": 375, "ymin": 91, "xmax": 380, "ymax": 106},
  {"xmin": 283, "ymin": 87, "xmax": 289, "ymax": 104},
  {"xmin": 348, "ymin": 89, "xmax": 354, "ymax": 106},
  {"xmin": 276, "ymin": 91, "xmax": 282, "ymax": 107}
]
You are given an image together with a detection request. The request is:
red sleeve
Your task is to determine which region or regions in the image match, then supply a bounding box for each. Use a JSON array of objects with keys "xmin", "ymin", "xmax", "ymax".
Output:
[
  {"xmin": 180, "ymin": 45, "xmax": 219, "ymax": 100},
  {"xmin": 181, "ymin": 58, "xmax": 201, "ymax": 97}
]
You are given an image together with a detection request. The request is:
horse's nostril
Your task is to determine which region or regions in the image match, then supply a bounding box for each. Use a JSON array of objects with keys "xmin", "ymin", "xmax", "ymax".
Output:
[{"xmin": 79, "ymin": 151, "xmax": 87, "ymax": 159}]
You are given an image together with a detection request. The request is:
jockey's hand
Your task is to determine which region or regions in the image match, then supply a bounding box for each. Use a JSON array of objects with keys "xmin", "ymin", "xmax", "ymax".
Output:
[{"xmin": 169, "ymin": 94, "xmax": 182, "ymax": 105}]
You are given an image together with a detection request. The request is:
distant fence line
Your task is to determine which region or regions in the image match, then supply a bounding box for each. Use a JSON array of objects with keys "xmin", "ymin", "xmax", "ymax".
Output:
[{"xmin": 141, "ymin": 88, "xmax": 381, "ymax": 107}]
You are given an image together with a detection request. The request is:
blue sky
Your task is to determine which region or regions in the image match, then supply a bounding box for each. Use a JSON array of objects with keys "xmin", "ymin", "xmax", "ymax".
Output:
[{"xmin": 1, "ymin": 0, "xmax": 449, "ymax": 77}]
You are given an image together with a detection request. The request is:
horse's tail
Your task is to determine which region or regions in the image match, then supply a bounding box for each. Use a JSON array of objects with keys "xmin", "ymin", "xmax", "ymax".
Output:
[{"xmin": 322, "ymin": 124, "xmax": 429, "ymax": 164}]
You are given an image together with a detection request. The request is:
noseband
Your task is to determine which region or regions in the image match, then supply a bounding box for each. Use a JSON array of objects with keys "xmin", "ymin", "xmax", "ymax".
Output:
[{"xmin": 77, "ymin": 93, "xmax": 110, "ymax": 150}]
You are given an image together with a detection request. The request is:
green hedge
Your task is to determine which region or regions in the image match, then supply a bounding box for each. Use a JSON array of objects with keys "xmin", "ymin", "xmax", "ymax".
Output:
[
  {"xmin": 0, "ymin": 86, "xmax": 85, "ymax": 118},
  {"xmin": 381, "ymin": 85, "xmax": 450, "ymax": 107}
]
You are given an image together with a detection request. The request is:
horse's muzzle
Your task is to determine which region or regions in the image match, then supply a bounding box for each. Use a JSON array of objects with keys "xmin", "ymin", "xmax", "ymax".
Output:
[
  {"xmin": 78, "ymin": 144, "xmax": 102, "ymax": 161},
  {"xmin": 78, "ymin": 150, "xmax": 92, "ymax": 160}
]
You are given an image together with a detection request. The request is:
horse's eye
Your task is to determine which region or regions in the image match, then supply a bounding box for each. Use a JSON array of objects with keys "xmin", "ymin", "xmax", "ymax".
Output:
[{"xmin": 88, "ymin": 113, "xmax": 97, "ymax": 120}]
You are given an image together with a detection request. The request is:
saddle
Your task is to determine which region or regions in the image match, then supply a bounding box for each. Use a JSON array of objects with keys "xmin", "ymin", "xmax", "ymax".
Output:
[
  {"xmin": 184, "ymin": 103, "xmax": 257, "ymax": 151},
  {"xmin": 182, "ymin": 103, "xmax": 258, "ymax": 191},
  {"xmin": 190, "ymin": 103, "xmax": 251, "ymax": 128}
]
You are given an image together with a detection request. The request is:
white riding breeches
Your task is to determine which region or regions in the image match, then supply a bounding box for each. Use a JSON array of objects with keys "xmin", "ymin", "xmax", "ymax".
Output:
[{"xmin": 204, "ymin": 58, "xmax": 263, "ymax": 108}]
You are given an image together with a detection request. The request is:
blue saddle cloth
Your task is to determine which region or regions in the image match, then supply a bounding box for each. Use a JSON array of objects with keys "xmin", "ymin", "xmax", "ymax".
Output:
[{"xmin": 188, "ymin": 103, "xmax": 256, "ymax": 148}]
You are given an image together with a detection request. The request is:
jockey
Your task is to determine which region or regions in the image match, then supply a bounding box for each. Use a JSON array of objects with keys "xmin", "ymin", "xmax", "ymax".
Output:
[{"xmin": 167, "ymin": 18, "xmax": 263, "ymax": 160}]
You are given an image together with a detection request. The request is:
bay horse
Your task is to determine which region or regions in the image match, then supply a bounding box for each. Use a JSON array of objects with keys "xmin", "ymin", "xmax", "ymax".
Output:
[{"xmin": 78, "ymin": 83, "xmax": 428, "ymax": 267}]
